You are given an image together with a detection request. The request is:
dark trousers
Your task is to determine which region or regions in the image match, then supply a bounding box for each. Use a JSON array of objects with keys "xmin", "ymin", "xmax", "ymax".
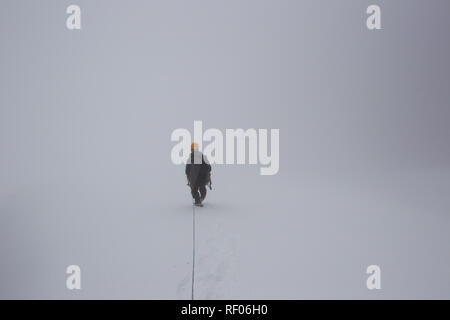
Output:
[{"xmin": 190, "ymin": 184, "xmax": 207, "ymax": 204}]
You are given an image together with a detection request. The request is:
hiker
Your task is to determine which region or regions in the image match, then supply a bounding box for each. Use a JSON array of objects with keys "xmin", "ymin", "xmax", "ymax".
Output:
[{"xmin": 185, "ymin": 142, "xmax": 211, "ymax": 207}]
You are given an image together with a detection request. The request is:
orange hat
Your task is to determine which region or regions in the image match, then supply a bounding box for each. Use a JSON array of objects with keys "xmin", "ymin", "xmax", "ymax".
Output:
[{"xmin": 191, "ymin": 142, "xmax": 199, "ymax": 151}]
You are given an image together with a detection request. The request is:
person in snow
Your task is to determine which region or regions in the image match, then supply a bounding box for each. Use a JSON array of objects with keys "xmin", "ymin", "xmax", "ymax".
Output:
[{"xmin": 185, "ymin": 142, "xmax": 211, "ymax": 207}]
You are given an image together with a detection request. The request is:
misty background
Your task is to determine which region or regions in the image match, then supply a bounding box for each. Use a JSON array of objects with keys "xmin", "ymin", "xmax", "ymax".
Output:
[{"xmin": 1, "ymin": 0, "xmax": 449, "ymax": 298}]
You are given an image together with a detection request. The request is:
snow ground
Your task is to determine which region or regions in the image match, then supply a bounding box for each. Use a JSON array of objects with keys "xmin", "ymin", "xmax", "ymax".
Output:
[
  {"xmin": 184, "ymin": 168, "xmax": 450, "ymax": 299},
  {"xmin": 2, "ymin": 166, "xmax": 450, "ymax": 299}
]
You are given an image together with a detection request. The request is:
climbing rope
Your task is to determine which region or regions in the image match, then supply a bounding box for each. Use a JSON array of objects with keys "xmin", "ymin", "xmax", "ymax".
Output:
[{"xmin": 191, "ymin": 203, "xmax": 196, "ymax": 300}]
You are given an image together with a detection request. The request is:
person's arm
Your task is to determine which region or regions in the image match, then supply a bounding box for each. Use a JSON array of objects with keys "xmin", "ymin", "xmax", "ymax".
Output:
[
  {"xmin": 185, "ymin": 163, "xmax": 191, "ymax": 185},
  {"xmin": 203, "ymin": 155, "xmax": 211, "ymax": 173}
]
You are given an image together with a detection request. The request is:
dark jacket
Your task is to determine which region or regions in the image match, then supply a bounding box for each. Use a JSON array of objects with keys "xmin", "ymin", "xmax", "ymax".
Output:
[{"xmin": 185, "ymin": 151, "xmax": 211, "ymax": 186}]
